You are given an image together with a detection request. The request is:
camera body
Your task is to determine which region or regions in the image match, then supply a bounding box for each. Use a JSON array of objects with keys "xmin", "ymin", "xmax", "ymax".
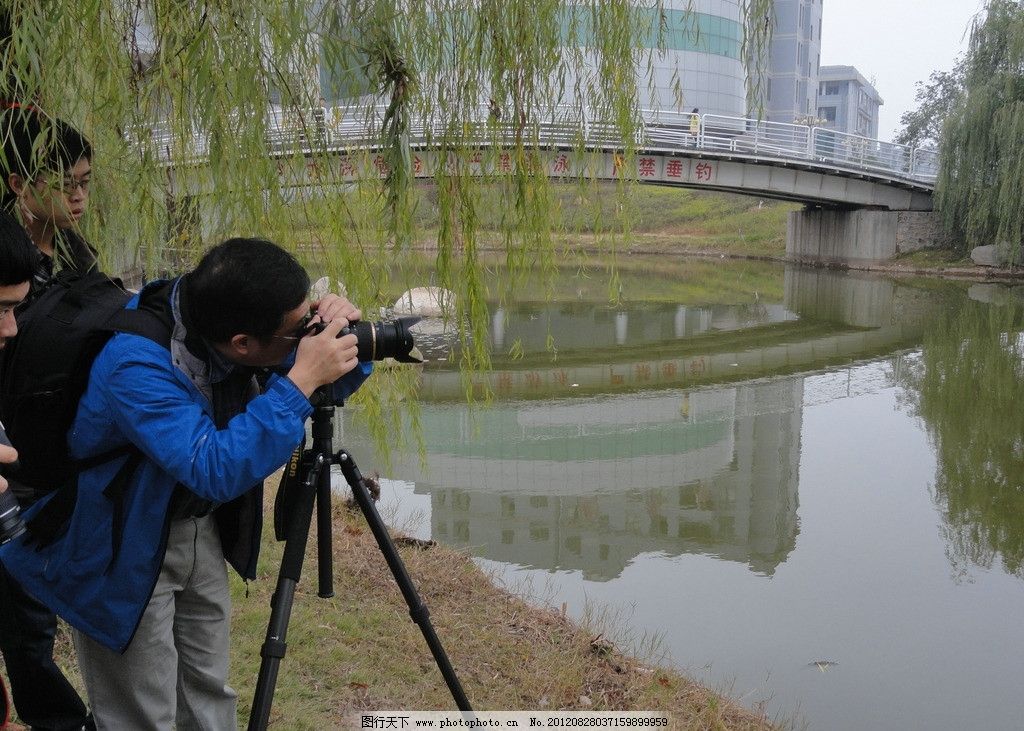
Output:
[{"xmin": 0, "ymin": 425, "xmax": 26, "ymax": 545}]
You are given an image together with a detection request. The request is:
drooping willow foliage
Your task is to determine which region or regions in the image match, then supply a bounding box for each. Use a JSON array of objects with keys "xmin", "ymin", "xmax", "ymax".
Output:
[
  {"xmin": 898, "ymin": 300, "xmax": 1024, "ymax": 580},
  {"xmin": 0, "ymin": 0, "xmax": 772, "ymax": 441},
  {"xmin": 936, "ymin": 0, "xmax": 1024, "ymax": 257}
]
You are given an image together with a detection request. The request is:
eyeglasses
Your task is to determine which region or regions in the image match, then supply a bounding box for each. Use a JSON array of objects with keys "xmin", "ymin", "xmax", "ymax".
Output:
[
  {"xmin": 58, "ymin": 176, "xmax": 91, "ymax": 196},
  {"xmin": 268, "ymin": 312, "xmax": 315, "ymax": 343},
  {"xmin": 38, "ymin": 176, "xmax": 91, "ymax": 196}
]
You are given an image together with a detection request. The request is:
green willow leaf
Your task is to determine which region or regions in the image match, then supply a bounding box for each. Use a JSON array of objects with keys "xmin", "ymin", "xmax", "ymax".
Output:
[{"xmin": 0, "ymin": 0, "xmax": 774, "ymax": 447}]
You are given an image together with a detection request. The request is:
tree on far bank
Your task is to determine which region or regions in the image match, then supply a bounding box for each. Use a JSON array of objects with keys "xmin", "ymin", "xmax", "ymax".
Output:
[
  {"xmin": 894, "ymin": 63, "xmax": 964, "ymax": 149},
  {"xmin": 936, "ymin": 0, "xmax": 1024, "ymax": 257}
]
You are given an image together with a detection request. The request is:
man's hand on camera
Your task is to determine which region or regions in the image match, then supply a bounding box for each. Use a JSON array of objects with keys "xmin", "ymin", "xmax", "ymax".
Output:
[
  {"xmin": 310, "ymin": 294, "xmax": 361, "ymax": 329},
  {"xmin": 0, "ymin": 443, "xmax": 17, "ymax": 494},
  {"xmin": 286, "ymin": 318, "xmax": 360, "ymax": 398}
]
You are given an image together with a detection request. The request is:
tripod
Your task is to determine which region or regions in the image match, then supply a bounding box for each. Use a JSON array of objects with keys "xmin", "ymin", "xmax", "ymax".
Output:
[{"xmin": 247, "ymin": 402, "xmax": 472, "ymax": 730}]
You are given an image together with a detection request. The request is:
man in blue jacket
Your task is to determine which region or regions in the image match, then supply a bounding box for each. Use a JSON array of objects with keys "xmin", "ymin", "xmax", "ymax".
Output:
[{"xmin": 1, "ymin": 237, "xmax": 372, "ymax": 730}]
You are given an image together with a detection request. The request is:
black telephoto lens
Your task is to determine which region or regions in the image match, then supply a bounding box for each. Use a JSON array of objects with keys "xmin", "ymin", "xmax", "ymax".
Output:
[
  {"xmin": 308, "ymin": 316, "xmax": 424, "ymax": 363},
  {"xmin": 341, "ymin": 317, "xmax": 423, "ymax": 363},
  {"xmin": 0, "ymin": 426, "xmax": 26, "ymax": 545}
]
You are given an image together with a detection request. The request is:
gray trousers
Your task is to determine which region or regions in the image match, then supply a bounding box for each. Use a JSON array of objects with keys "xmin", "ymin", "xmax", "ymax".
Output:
[{"xmin": 73, "ymin": 515, "xmax": 238, "ymax": 730}]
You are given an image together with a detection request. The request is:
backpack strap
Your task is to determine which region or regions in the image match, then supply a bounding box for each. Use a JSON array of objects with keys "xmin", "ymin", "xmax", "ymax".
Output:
[
  {"xmin": 104, "ymin": 307, "xmax": 172, "ymax": 349},
  {"xmin": 103, "ymin": 448, "xmax": 146, "ymax": 572},
  {"xmin": 22, "ymin": 444, "xmax": 138, "ymax": 551}
]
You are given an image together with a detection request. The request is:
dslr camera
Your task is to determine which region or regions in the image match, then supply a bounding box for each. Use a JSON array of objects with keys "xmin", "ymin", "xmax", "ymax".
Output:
[{"xmin": 0, "ymin": 425, "xmax": 26, "ymax": 545}]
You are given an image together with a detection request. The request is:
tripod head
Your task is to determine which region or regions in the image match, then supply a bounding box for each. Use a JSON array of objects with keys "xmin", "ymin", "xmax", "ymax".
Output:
[{"xmin": 308, "ymin": 383, "xmax": 344, "ymax": 409}]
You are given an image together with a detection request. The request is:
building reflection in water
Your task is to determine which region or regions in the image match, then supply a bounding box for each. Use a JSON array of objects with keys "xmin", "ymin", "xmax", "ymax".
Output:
[
  {"xmin": 343, "ymin": 377, "xmax": 803, "ymax": 581},
  {"xmin": 340, "ymin": 264, "xmax": 951, "ymax": 583}
]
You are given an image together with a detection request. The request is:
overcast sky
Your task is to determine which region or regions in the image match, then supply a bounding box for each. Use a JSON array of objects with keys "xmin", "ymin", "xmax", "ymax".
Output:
[{"xmin": 819, "ymin": 0, "xmax": 986, "ymax": 141}]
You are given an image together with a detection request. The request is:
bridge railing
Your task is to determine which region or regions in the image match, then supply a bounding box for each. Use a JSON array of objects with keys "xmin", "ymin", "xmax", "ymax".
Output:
[
  {"xmin": 140, "ymin": 104, "xmax": 938, "ymax": 186},
  {"xmin": 689, "ymin": 114, "xmax": 937, "ymax": 184}
]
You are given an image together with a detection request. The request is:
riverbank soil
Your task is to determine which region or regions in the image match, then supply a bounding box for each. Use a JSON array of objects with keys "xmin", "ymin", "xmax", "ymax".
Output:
[{"xmin": 227, "ymin": 492, "xmax": 778, "ymax": 729}]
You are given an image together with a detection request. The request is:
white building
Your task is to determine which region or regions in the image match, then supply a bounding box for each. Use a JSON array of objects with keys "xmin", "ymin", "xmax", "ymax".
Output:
[{"xmin": 817, "ymin": 65, "xmax": 883, "ymax": 138}]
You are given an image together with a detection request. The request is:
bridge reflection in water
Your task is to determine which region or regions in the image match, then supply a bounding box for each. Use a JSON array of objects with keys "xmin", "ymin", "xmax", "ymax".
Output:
[{"xmin": 335, "ymin": 266, "xmax": 952, "ymax": 582}]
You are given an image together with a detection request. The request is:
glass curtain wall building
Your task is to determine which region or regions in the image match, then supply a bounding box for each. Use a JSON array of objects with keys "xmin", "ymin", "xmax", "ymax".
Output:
[
  {"xmin": 636, "ymin": 0, "xmax": 749, "ymax": 121},
  {"xmin": 318, "ymin": 1, "xmax": 751, "ymax": 124}
]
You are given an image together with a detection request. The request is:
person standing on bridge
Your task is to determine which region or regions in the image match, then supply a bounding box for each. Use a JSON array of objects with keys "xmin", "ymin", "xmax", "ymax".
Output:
[{"xmin": 689, "ymin": 108, "xmax": 700, "ymax": 142}]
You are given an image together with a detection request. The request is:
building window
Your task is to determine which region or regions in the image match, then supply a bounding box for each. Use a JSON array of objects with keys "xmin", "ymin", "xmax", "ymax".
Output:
[
  {"xmin": 857, "ymin": 113, "xmax": 871, "ymax": 136},
  {"xmin": 822, "ymin": 81, "xmax": 842, "ymax": 96},
  {"xmin": 819, "ymin": 106, "xmax": 837, "ymax": 122}
]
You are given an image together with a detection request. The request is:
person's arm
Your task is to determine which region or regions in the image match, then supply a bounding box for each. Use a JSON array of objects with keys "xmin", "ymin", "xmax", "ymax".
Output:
[
  {"xmin": 90, "ymin": 317, "xmax": 362, "ymax": 501},
  {"xmin": 85, "ymin": 338, "xmax": 313, "ymax": 503}
]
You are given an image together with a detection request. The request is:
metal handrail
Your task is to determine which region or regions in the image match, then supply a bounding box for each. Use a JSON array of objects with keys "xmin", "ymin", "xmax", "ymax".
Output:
[{"xmin": 138, "ymin": 105, "xmax": 938, "ymax": 186}]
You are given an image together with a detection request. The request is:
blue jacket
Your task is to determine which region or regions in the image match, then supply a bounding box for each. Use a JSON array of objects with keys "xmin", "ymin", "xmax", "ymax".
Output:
[{"xmin": 0, "ymin": 282, "xmax": 371, "ymax": 652}]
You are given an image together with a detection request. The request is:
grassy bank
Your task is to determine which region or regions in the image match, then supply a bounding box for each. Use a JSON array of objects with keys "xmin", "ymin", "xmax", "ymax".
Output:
[
  {"xmin": 228, "ymin": 492, "xmax": 778, "ymax": 728},
  {"xmin": 280, "ymin": 182, "xmax": 795, "ymax": 261},
  {"xmin": 19, "ymin": 486, "xmax": 778, "ymax": 730}
]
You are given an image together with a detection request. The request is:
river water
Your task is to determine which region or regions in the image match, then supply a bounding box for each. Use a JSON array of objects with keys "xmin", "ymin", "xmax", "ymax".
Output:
[{"xmin": 332, "ymin": 258, "xmax": 1024, "ymax": 730}]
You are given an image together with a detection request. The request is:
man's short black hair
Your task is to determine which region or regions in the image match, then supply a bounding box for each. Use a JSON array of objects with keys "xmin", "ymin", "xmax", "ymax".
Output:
[
  {"xmin": 0, "ymin": 208, "xmax": 37, "ymax": 285},
  {"xmin": 0, "ymin": 105, "xmax": 92, "ymax": 211},
  {"xmin": 186, "ymin": 237, "xmax": 310, "ymax": 343}
]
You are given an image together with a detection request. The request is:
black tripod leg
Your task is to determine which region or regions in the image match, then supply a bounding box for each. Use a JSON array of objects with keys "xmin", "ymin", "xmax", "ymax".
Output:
[
  {"xmin": 313, "ymin": 406, "xmax": 336, "ymax": 598},
  {"xmin": 338, "ymin": 449, "xmax": 473, "ymax": 711},
  {"xmin": 248, "ymin": 454, "xmax": 324, "ymax": 731}
]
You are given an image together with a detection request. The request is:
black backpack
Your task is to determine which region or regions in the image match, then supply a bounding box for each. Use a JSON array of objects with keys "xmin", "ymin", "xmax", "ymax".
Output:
[{"xmin": 0, "ymin": 269, "xmax": 169, "ymax": 503}]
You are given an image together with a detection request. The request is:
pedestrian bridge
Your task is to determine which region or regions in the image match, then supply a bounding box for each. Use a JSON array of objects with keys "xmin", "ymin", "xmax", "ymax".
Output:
[
  {"xmin": 154, "ymin": 105, "xmax": 943, "ymax": 264},
  {"xmin": 157, "ymin": 105, "xmax": 937, "ymax": 212}
]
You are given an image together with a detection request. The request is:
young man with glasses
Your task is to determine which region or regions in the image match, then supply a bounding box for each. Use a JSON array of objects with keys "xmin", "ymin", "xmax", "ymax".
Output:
[
  {"xmin": 1, "ymin": 237, "xmax": 371, "ymax": 729},
  {"xmin": 0, "ymin": 104, "xmax": 96, "ymax": 299}
]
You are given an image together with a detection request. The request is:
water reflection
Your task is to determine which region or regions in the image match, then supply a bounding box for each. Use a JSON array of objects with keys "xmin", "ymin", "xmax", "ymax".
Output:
[
  {"xmin": 343, "ymin": 264, "xmax": 959, "ymax": 581},
  {"xmin": 346, "ymin": 378, "xmax": 802, "ymax": 580},
  {"xmin": 420, "ymin": 267, "xmax": 939, "ymax": 401},
  {"xmin": 897, "ymin": 291, "xmax": 1024, "ymax": 579},
  {"xmin": 329, "ymin": 263, "xmax": 1024, "ymax": 731}
]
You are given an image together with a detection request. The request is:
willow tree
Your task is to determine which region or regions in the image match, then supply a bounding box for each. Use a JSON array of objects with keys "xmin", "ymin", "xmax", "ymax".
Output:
[
  {"xmin": 1, "ymin": 0, "xmax": 772, "ymax": 436},
  {"xmin": 936, "ymin": 0, "xmax": 1024, "ymax": 258}
]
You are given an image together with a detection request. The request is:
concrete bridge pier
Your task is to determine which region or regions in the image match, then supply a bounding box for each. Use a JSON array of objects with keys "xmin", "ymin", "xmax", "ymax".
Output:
[{"xmin": 786, "ymin": 208, "xmax": 949, "ymax": 266}]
